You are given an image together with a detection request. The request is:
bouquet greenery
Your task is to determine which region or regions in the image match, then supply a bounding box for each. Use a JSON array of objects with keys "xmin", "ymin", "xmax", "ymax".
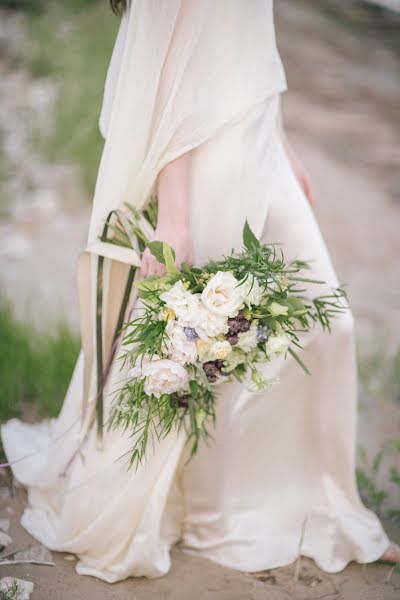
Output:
[{"xmin": 103, "ymin": 201, "xmax": 348, "ymax": 468}]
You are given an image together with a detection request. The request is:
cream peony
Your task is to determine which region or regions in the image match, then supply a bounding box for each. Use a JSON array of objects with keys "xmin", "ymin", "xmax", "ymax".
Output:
[
  {"xmin": 201, "ymin": 271, "xmax": 245, "ymax": 318},
  {"xmin": 164, "ymin": 320, "xmax": 198, "ymax": 365},
  {"xmin": 236, "ymin": 321, "xmax": 259, "ymax": 352},
  {"xmin": 265, "ymin": 332, "xmax": 290, "ymax": 356},
  {"xmin": 140, "ymin": 358, "xmax": 189, "ymax": 398},
  {"xmin": 240, "ymin": 274, "xmax": 263, "ymax": 307},
  {"xmin": 159, "ymin": 281, "xmax": 200, "ymax": 327},
  {"xmin": 196, "ymin": 304, "xmax": 229, "ymax": 339}
]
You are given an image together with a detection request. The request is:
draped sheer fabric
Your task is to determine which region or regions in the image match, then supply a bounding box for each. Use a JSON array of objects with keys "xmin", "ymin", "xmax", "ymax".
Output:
[{"xmin": 92, "ymin": 0, "xmax": 286, "ymax": 242}]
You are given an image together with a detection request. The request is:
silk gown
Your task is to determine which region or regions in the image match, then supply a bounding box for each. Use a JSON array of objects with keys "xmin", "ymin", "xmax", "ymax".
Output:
[{"xmin": 1, "ymin": 0, "xmax": 389, "ymax": 583}]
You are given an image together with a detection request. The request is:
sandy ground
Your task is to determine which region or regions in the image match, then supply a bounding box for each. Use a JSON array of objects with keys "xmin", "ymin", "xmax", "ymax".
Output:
[
  {"xmin": 0, "ymin": 484, "xmax": 399, "ymax": 600},
  {"xmin": 1, "ymin": 1, "xmax": 400, "ymax": 598}
]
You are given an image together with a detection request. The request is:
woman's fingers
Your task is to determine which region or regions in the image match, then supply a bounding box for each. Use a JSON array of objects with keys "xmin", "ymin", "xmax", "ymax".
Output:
[
  {"xmin": 140, "ymin": 233, "xmax": 194, "ymax": 278},
  {"xmin": 140, "ymin": 249, "xmax": 167, "ymax": 277},
  {"xmin": 301, "ymin": 171, "xmax": 316, "ymax": 206}
]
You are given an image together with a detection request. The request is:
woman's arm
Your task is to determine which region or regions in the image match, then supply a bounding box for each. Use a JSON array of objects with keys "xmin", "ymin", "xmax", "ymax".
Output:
[
  {"xmin": 140, "ymin": 152, "xmax": 194, "ymax": 277},
  {"xmin": 281, "ymin": 133, "xmax": 316, "ymax": 207}
]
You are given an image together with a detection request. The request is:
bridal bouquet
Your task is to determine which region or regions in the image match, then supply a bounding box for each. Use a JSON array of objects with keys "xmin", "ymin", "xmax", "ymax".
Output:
[{"xmin": 105, "ymin": 206, "xmax": 347, "ymax": 467}]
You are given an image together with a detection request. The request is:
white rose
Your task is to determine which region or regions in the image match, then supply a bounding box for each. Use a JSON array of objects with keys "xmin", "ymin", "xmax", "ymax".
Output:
[
  {"xmin": 265, "ymin": 333, "xmax": 290, "ymax": 356},
  {"xmin": 201, "ymin": 271, "xmax": 245, "ymax": 318},
  {"xmin": 160, "ymin": 281, "xmax": 200, "ymax": 327},
  {"xmin": 236, "ymin": 321, "xmax": 259, "ymax": 352},
  {"xmin": 196, "ymin": 304, "xmax": 229, "ymax": 339},
  {"xmin": 268, "ymin": 302, "xmax": 289, "ymax": 317},
  {"xmin": 164, "ymin": 320, "xmax": 198, "ymax": 365},
  {"xmin": 240, "ymin": 274, "xmax": 263, "ymax": 307},
  {"xmin": 142, "ymin": 358, "xmax": 189, "ymax": 398},
  {"xmin": 208, "ymin": 340, "xmax": 232, "ymax": 361}
]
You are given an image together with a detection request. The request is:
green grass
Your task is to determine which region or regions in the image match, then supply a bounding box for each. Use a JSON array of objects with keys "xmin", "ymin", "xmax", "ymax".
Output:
[
  {"xmin": 357, "ymin": 345, "xmax": 400, "ymax": 519},
  {"xmin": 14, "ymin": 2, "xmax": 118, "ymax": 195},
  {"xmin": 0, "ymin": 299, "xmax": 79, "ymax": 423},
  {"xmin": 0, "ymin": 580, "xmax": 22, "ymax": 600}
]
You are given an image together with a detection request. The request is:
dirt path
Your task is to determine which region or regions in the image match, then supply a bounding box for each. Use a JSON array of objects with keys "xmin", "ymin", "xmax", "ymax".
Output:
[{"xmin": 0, "ymin": 485, "xmax": 399, "ymax": 600}]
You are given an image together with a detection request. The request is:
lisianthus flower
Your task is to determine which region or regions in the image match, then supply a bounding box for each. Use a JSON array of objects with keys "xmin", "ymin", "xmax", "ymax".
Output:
[
  {"xmin": 160, "ymin": 280, "xmax": 201, "ymax": 327},
  {"xmin": 201, "ymin": 271, "xmax": 245, "ymax": 318},
  {"xmin": 196, "ymin": 303, "xmax": 229, "ymax": 339},
  {"xmin": 239, "ymin": 274, "xmax": 263, "ymax": 307},
  {"xmin": 164, "ymin": 320, "xmax": 198, "ymax": 365},
  {"xmin": 265, "ymin": 332, "xmax": 290, "ymax": 356},
  {"xmin": 236, "ymin": 321, "xmax": 259, "ymax": 352}
]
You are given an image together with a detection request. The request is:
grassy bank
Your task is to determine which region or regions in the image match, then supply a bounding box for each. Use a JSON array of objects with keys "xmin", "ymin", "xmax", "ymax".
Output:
[
  {"xmin": 0, "ymin": 299, "xmax": 79, "ymax": 422},
  {"xmin": 7, "ymin": 1, "xmax": 118, "ymax": 195}
]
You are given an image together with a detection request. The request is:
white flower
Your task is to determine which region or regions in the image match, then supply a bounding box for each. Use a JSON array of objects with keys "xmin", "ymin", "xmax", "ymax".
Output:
[
  {"xmin": 208, "ymin": 340, "xmax": 232, "ymax": 361},
  {"xmin": 236, "ymin": 321, "xmax": 259, "ymax": 352},
  {"xmin": 196, "ymin": 304, "xmax": 229, "ymax": 339},
  {"xmin": 138, "ymin": 358, "xmax": 189, "ymax": 398},
  {"xmin": 164, "ymin": 320, "xmax": 198, "ymax": 365},
  {"xmin": 240, "ymin": 274, "xmax": 263, "ymax": 307},
  {"xmin": 128, "ymin": 354, "xmax": 154, "ymax": 379},
  {"xmin": 268, "ymin": 302, "xmax": 289, "ymax": 317},
  {"xmin": 222, "ymin": 348, "xmax": 246, "ymax": 372},
  {"xmin": 201, "ymin": 271, "xmax": 245, "ymax": 318},
  {"xmin": 265, "ymin": 332, "xmax": 290, "ymax": 356},
  {"xmin": 197, "ymin": 339, "xmax": 212, "ymax": 362},
  {"xmin": 159, "ymin": 281, "xmax": 200, "ymax": 327},
  {"xmin": 248, "ymin": 369, "xmax": 280, "ymax": 393}
]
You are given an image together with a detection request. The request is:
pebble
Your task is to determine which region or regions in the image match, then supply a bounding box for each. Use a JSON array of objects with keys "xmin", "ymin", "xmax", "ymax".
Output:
[
  {"xmin": 0, "ymin": 518, "xmax": 10, "ymax": 533},
  {"xmin": 0, "ymin": 531, "xmax": 12, "ymax": 551},
  {"xmin": 63, "ymin": 554, "xmax": 77, "ymax": 561}
]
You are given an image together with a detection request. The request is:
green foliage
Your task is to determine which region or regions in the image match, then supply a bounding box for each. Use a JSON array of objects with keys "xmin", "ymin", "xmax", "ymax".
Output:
[
  {"xmin": 0, "ymin": 299, "xmax": 79, "ymax": 422},
  {"xmin": 357, "ymin": 442, "xmax": 400, "ymax": 521},
  {"xmin": 0, "ymin": 0, "xmax": 101, "ymax": 13},
  {"xmin": 0, "ymin": 580, "xmax": 22, "ymax": 600},
  {"xmin": 14, "ymin": 3, "xmax": 118, "ymax": 194},
  {"xmin": 0, "ymin": 0, "xmax": 42, "ymax": 11},
  {"xmin": 243, "ymin": 219, "xmax": 260, "ymax": 252}
]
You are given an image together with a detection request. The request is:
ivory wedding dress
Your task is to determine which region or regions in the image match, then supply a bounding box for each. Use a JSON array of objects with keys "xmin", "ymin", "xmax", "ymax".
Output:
[{"xmin": 1, "ymin": 0, "xmax": 389, "ymax": 583}]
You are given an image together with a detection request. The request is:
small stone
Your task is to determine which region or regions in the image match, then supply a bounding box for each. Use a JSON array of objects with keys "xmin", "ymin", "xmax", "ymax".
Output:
[
  {"xmin": 0, "ymin": 577, "xmax": 34, "ymax": 600},
  {"xmin": 0, "ymin": 519, "xmax": 10, "ymax": 533},
  {"xmin": 0, "ymin": 531, "xmax": 12, "ymax": 551},
  {"xmin": 63, "ymin": 554, "xmax": 77, "ymax": 561},
  {"xmin": 10, "ymin": 544, "xmax": 53, "ymax": 563}
]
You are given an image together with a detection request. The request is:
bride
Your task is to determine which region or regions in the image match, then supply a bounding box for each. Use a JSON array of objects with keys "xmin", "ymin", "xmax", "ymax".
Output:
[{"xmin": 2, "ymin": 0, "xmax": 399, "ymax": 583}]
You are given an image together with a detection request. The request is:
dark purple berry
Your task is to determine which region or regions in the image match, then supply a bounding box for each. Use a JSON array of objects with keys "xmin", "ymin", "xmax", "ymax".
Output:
[
  {"xmin": 227, "ymin": 311, "xmax": 251, "ymax": 334},
  {"xmin": 226, "ymin": 333, "xmax": 239, "ymax": 346},
  {"xmin": 203, "ymin": 360, "xmax": 223, "ymax": 383}
]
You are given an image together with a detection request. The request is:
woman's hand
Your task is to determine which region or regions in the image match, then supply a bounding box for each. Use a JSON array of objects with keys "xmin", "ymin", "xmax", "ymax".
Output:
[
  {"xmin": 140, "ymin": 220, "xmax": 194, "ymax": 277},
  {"xmin": 140, "ymin": 151, "xmax": 193, "ymax": 277},
  {"xmin": 283, "ymin": 136, "xmax": 316, "ymax": 206}
]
